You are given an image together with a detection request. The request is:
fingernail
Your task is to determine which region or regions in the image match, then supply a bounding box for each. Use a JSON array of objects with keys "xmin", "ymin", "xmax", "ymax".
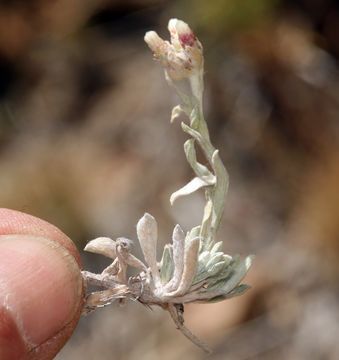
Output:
[{"xmin": 0, "ymin": 235, "xmax": 83, "ymax": 347}]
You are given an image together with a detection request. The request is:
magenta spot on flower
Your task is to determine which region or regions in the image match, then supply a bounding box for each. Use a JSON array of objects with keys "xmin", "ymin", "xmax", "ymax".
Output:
[{"xmin": 179, "ymin": 32, "xmax": 195, "ymax": 47}]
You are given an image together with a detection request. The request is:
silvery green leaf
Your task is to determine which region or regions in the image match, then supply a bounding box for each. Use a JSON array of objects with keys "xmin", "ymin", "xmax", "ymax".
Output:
[
  {"xmin": 206, "ymin": 252, "xmax": 224, "ymax": 268},
  {"xmin": 191, "ymin": 250, "xmax": 213, "ymax": 284},
  {"xmin": 211, "ymin": 241, "xmax": 223, "ymax": 254},
  {"xmin": 136, "ymin": 213, "xmax": 161, "ymax": 286},
  {"xmin": 171, "ymin": 236, "xmax": 200, "ymax": 296},
  {"xmin": 160, "ymin": 245, "xmax": 174, "ymax": 284},
  {"xmin": 170, "ymin": 105, "xmax": 183, "ymax": 123},
  {"xmin": 181, "ymin": 122, "xmax": 214, "ymax": 159},
  {"xmin": 192, "ymin": 271, "xmax": 209, "ymax": 285},
  {"xmin": 193, "ymin": 252, "xmax": 231, "ymax": 284},
  {"xmin": 206, "ymin": 260, "xmax": 228, "ymax": 277},
  {"xmin": 170, "ymin": 177, "xmax": 211, "ymax": 205},
  {"xmin": 84, "ymin": 237, "xmax": 117, "ymax": 259},
  {"xmin": 184, "ymin": 139, "xmax": 215, "ymax": 183},
  {"xmin": 192, "ymin": 270, "xmax": 210, "ymax": 284},
  {"xmin": 207, "ymin": 254, "xmax": 240, "ymax": 284},
  {"xmin": 205, "ymin": 255, "xmax": 254, "ymax": 294},
  {"xmin": 164, "ymin": 224, "xmax": 185, "ymax": 291},
  {"xmin": 227, "ymin": 284, "xmax": 251, "ymax": 298},
  {"xmin": 189, "ymin": 103, "xmax": 200, "ymax": 129},
  {"xmin": 205, "ymin": 284, "xmax": 251, "ymax": 303},
  {"xmin": 209, "ymin": 254, "xmax": 232, "ymax": 273},
  {"xmin": 198, "ymin": 250, "xmax": 211, "ymax": 264},
  {"xmin": 205, "ymin": 150, "xmax": 229, "ymax": 250},
  {"xmin": 194, "ymin": 250, "xmax": 211, "ymax": 272},
  {"xmin": 185, "ymin": 225, "xmax": 201, "ymax": 245},
  {"xmin": 199, "ymin": 198, "xmax": 213, "ymax": 249},
  {"xmin": 223, "ymin": 254, "xmax": 232, "ymax": 263}
]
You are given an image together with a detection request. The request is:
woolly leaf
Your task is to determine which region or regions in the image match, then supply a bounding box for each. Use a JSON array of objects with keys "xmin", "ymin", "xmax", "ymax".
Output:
[
  {"xmin": 170, "ymin": 177, "xmax": 211, "ymax": 205},
  {"xmin": 210, "ymin": 241, "xmax": 223, "ymax": 254},
  {"xmin": 206, "ymin": 284, "xmax": 251, "ymax": 303},
  {"xmin": 136, "ymin": 213, "xmax": 160, "ymax": 286},
  {"xmin": 205, "ymin": 255, "xmax": 254, "ymax": 294},
  {"xmin": 184, "ymin": 139, "xmax": 215, "ymax": 183}
]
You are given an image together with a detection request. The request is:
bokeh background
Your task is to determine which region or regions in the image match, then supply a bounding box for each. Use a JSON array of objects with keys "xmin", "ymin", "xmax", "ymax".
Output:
[{"xmin": 1, "ymin": 0, "xmax": 339, "ymax": 359}]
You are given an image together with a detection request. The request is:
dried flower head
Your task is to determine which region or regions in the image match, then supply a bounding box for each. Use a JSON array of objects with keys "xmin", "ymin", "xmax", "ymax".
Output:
[{"xmin": 82, "ymin": 18, "xmax": 254, "ymax": 354}]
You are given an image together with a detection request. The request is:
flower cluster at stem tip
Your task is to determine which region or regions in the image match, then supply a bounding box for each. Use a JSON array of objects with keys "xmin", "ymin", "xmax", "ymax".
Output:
[{"xmin": 144, "ymin": 19, "xmax": 203, "ymax": 81}]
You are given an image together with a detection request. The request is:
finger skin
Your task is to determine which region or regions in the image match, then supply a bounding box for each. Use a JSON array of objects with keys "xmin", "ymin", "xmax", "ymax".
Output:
[
  {"xmin": 0, "ymin": 209, "xmax": 82, "ymax": 268},
  {"xmin": 0, "ymin": 208, "xmax": 86, "ymax": 360}
]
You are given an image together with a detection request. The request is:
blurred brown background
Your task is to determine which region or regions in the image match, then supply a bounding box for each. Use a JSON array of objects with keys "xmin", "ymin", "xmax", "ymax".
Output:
[{"xmin": 0, "ymin": 0, "xmax": 339, "ymax": 359}]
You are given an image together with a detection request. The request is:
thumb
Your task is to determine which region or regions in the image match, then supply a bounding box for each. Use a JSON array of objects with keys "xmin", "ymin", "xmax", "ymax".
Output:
[{"xmin": 0, "ymin": 209, "xmax": 85, "ymax": 360}]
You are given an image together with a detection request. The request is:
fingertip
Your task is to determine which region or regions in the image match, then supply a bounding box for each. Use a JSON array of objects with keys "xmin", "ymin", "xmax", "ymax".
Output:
[
  {"xmin": 0, "ymin": 235, "xmax": 84, "ymax": 355},
  {"xmin": 0, "ymin": 208, "xmax": 82, "ymax": 268},
  {"xmin": 0, "ymin": 209, "xmax": 86, "ymax": 360}
]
